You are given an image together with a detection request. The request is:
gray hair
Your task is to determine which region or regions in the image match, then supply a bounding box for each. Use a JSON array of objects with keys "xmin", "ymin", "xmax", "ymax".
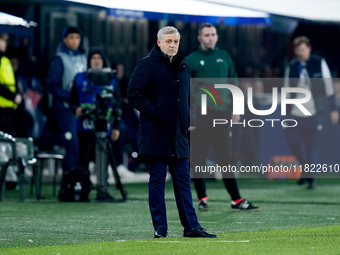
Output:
[{"xmin": 157, "ymin": 26, "xmax": 181, "ymax": 41}]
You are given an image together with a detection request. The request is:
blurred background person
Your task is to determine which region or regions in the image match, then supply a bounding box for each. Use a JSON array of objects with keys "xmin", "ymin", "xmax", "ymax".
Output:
[
  {"xmin": 0, "ymin": 33, "xmax": 22, "ymax": 134},
  {"xmin": 45, "ymin": 26, "xmax": 87, "ymax": 174},
  {"xmin": 186, "ymin": 23, "xmax": 259, "ymax": 211},
  {"xmin": 0, "ymin": 33, "xmax": 23, "ymax": 190},
  {"xmin": 70, "ymin": 49, "xmax": 121, "ymax": 202},
  {"xmin": 9, "ymin": 54, "xmax": 40, "ymax": 139},
  {"xmin": 111, "ymin": 62, "xmax": 144, "ymax": 174},
  {"xmin": 6, "ymin": 35, "xmax": 44, "ymax": 140},
  {"xmin": 283, "ymin": 36, "xmax": 339, "ymax": 189}
]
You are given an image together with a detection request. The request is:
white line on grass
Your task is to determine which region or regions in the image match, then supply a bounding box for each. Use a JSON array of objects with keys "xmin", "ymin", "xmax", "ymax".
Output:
[
  {"xmin": 195, "ymin": 221, "xmax": 219, "ymax": 224},
  {"xmin": 214, "ymin": 240, "xmax": 250, "ymax": 243},
  {"xmin": 236, "ymin": 222, "xmax": 264, "ymax": 224},
  {"xmin": 167, "ymin": 221, "xmax": 219, "ymax": 224},
  {"xmin": 154, "ymin": 241, "xmax": 188, "ymax": 243},
  {"xmin": 135, "ymin": 240, "xmax": 250, "ymax": 243}
]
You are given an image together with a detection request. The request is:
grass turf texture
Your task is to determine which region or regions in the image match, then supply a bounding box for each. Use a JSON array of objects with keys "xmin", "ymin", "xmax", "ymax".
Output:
[{"xmin": 0, "ymin": 178, "xmax": 339, "ymax": 254}]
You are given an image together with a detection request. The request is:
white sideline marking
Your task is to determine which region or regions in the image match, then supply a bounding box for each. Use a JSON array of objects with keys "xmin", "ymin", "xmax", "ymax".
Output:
[
  {"xmin": 135, "ymin": 240, "xmax": 250, "ymax": 243},
  {"xmin": 196, "ymin": 221, "xmax": 219, "ymax": 224},
  {"xmin": 155, "ymin": 241, "xmax": 186, "ymax": 243},
  {"xmin": 236, "ymin": 222, "xmax": 264, "ymax": 224},
  {"xmin": 215, "ymin": 240, "xmax": 250, "ymax": 243},
  {"xmin": 167, "ymin": 221, "xmax": 219, "ymax": 224}
]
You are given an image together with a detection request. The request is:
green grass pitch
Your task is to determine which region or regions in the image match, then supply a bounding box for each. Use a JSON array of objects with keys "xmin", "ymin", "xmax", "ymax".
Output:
[{"xmin": 0, "ymin": 178, "xmax": 339, "ymax": 254}]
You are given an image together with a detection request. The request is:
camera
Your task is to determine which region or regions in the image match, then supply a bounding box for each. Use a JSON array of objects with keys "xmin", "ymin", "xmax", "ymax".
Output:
[
  {"xmin": 74, "ymin": 68, "xmax": 127, "ymax": 201},
  {"xmin": 81, "ymin": 68, "xmax": 120, "ymax": 132}
]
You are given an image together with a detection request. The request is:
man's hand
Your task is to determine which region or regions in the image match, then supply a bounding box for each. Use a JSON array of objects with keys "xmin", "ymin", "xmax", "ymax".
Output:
[
  {"xmin": 75, "ymin": 107, "xmax": 83, "ymax": 117},
  {"xmin": 330, "ymin": 110, "xmax": 339, "ymax": 124},
  {"xmin": 188, "ymin": 126, "xmax": 196, "ymax": 131},
  {"xmin": 14, "ymin": 94, "xmax": 22, "ymax": 105},
  {"xmin": 111, "ymin": 129, "xmax": 120, "ymax": 141}
]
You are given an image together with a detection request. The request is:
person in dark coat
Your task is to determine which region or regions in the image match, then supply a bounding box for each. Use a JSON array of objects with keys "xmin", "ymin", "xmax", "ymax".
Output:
[{"xmin": 127, "ymin": 26, "xmax": 216, "ymax": 238}]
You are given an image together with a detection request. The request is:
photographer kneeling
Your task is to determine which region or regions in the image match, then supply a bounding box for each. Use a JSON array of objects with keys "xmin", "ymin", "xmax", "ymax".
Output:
[{"xmin": 69, "ymin": 49, "xmax": 122, "ymax": 202}]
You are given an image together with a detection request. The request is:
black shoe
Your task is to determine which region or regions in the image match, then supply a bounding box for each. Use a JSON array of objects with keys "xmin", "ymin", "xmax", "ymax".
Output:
[
  {"xmin": 297, "ymin": 177, "xmax": 306, "ymax": 185},
  {"xmin": 231, "ymin": 199, "xmax": 259, "ymax": 211},
  {"xmin": 154, "ymin": 228, "xmax": 168, "ymax": 238},
  {"xmin": 307, "ymin": 179, "xmax": 316, "ymax": 190},
  {"xmin": 184, "ymin": 227, "xmax": 217, "ymax": 238},
  {"xmin": 96, "ymin": 191, "xmax": 115, "ymax": 202},
  {"xmin": 198, "ymin": 200, "xmax": 209, "ymax": 211}
]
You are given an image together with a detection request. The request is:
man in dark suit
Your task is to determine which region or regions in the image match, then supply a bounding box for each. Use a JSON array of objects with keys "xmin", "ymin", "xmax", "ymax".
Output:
[{"xmin": 128, "ymin": 26, "xmax": 216, "ymax": 238}]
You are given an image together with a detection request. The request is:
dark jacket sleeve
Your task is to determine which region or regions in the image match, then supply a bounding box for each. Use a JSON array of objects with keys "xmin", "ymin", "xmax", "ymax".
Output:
[
  {"xmin": 112, "ymin": 81, "xmax": 122, "ymax": 130},
  {"xmin": 127, "ymin": 59, "xmax": 159, "ymax": 119},
  {"xmin": 46, "ymin": 56, "xmax": 70, "ymax": 100},
  {"xmin": 0, "ymin": 84, "xmax": 16, "ymax": 101},
  {"xmin": 189, "ymin": 81, "xmax": 196, "ymax": 127},
  {"xmin": 69, "ymin": 77, "xmax": 80, "ymax": 113}
]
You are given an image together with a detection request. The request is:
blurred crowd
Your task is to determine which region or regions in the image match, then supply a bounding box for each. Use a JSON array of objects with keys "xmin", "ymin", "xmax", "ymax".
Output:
[{"xmin": 1, "ymin": 22, "xmax": 340, "ymax": 200}]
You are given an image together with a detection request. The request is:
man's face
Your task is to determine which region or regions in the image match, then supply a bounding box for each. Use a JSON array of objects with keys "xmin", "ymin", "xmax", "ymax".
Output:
[
  {"xmin": 157, "ymin": 33, "xmax": 180, "ymax": 58},
  {"xmin": 63, "ymin": 33, "xmax": 81, "ymax": 51},
  {"xmin": 90, "ymin": 54, "xmax": 103, "ymax": 69},
  {"xmin": 0, "ymin": 38, "xmax": 8, "ymax": 53},
  {"xmin": 198, "ymin": 26, "xmax": 218, "ymax": 51},
  {"xmin": 294, "ymin": 43, "xmax": 311, "ymax": 62}
]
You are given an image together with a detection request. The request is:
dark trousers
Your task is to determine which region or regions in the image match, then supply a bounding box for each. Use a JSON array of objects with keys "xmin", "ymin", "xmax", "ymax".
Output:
[
  {"xmin": 191, "ymin": 108, "xmax": 241, "ymax": 201},
  {"xmin": 77, "ymin": 131, "xmax": 95, "ymax": 168},
  {"xmin": 283, "ymin": 114, "xmax": 324, "ymax": 179},
  {"xmin": 113, "ymin": 119, "xmax": 139, "ymax": 168},
  {"xmin": 54, "ymin": 110, "xmax": 79, "ymax": 173},
  {"xmin": 0, "ymin": 108, "xmax": 14, "ymax": 135},
  {"xmin": 78, "ymin": 131, "xmax": 121, "ymax": 170},
  {"xmin": 148, "ymin": 157, "xmax": 200, "ymax": 231}
]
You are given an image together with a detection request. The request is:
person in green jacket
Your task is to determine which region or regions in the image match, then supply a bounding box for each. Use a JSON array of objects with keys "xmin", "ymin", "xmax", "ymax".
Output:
[{"xmin": 186, "ymin": 23, "xmax": 259, "ymax": 211}]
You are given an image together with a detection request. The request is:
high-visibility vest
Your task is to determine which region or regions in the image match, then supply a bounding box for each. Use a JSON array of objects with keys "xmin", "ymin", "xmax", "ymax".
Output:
[{"xmin": 0, "ymin": 56, "xmax": 16, "ymax": 109}]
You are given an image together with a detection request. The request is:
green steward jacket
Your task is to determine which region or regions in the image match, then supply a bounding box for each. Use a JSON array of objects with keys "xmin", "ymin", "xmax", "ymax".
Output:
[{"xmin": 185, "ymin": 46, "xmax": 238, "ymax": 111}]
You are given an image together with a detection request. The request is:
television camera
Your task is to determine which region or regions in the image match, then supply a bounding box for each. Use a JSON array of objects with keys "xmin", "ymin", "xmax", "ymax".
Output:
[
  {"xmin": 78, "ymin": 68, "xmax": 127, "ymax": 200},
  {"xmin": 81, "ymin": 68, "xmax": 121, "ymax": 132}
]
